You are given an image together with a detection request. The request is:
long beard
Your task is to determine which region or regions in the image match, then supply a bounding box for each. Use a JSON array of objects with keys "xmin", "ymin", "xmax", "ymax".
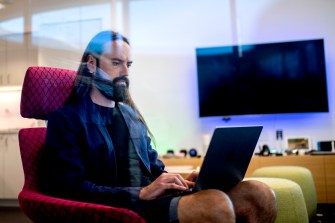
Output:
[{"xmin": 93, "ymin": 68, "xmax": 130, "ymax": 102}]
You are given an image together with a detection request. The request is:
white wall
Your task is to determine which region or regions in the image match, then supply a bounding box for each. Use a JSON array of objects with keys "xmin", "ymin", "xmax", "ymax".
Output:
[{"xmin": 126, "ymin": 0, "xmax": 335, "ymax": 155}]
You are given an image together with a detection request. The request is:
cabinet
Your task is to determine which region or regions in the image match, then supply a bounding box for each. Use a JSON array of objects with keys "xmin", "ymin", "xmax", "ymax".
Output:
[
  {"xmin": 324, "ymin": 156, "xmax": 335, "ymax": 203},
  {"xmin": 0, "ymin": 33, "xmax": 37, "ymax": 86},
  {"xmin": 0, "ymin": 132, "xmax": 24, "ymax": 199},
  {"xmin": 0, "ymin": 36, "xmax": 6, "ymax": 84},
  {"xmin": 161, "ymin": 155, "xmax": 335, "ymax": 203}
]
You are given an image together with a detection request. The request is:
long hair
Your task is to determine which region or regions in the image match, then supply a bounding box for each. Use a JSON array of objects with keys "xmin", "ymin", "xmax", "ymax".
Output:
[{"xmin": 67, "ymin": 30, "xmax": 155, "ymax": 141}]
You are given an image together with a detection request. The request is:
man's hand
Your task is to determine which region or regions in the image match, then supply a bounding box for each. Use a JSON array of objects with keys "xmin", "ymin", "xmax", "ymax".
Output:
[
  {"xmin": 139, "ymin": 173, "xmax": 189, "ymax": 200},
  {"xmin": 185, "ymin": 171, "xmax": 199, "ymax": 188}
]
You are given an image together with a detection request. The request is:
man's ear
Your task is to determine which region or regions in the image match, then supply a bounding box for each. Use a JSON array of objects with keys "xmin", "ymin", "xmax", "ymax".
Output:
[{"xmin": 87, "ymin": 54, "xmax": 97, "ymax": 73}]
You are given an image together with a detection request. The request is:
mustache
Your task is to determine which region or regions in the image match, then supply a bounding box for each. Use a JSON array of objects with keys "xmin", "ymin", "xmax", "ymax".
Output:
[
  {"xmin": 94, "ymin": 70, "xmax": 130, "ymax": 88},
  {"xmin": 94, "ymin": 68, "xmax": 129, "ymax": 88},
  {"xmin": 112, "ymin": 76, "xmax": 130, "ymax": 88}
]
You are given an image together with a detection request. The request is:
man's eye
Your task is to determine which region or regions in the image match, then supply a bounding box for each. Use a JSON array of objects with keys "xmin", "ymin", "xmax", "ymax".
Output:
[
  {"xmin": 127, "ymin": 62, "xmax": 132, "ymax": 68},
  {"xmin": 112, "ymin": 61, "xmax": 121, "ymax": 66}
]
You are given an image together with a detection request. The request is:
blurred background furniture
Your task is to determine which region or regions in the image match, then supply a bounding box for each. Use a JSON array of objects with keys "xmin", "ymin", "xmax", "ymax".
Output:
[
  {"xmin": 163, "ymin": 155, "xmax": 335, "ymax": 204},
  {"xmin": 18, "ymin": 66, "xmax": 146, "ymax": 223},
  {"xmin": 163, "ymin": 157, "xmax": 322, "ymax": 223},
  {"xmin": 245, "ymin": 177, "xmax": 309, "ymax": 223},
  {"xmin": 251, "ymin": 166, "xmax": 317, "ymax": 221}
]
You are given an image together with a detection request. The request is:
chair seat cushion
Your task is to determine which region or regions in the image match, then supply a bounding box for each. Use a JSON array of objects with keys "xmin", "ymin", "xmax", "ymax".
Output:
[{"xmin": 19, "ymin": 189, "xmax": 146, "ymax": 223}]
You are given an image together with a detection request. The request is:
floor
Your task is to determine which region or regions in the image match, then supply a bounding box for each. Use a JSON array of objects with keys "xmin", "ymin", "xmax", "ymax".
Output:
[
  {"xmin": 0, "ymin": 204, "xmax": 334, "ymax": 223},
  {"xmin": 0, "ymin": 207, "xmax": 31, "ymax": 223},
  {"xmin": 315, "ymin": 204, "xmax": 335, "ymax": 223}
]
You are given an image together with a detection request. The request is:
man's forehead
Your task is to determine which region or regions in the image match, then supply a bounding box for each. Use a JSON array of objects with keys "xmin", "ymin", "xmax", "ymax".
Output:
[{"xmin": 102, "ymin": 40, "xmax": 130, "ymax": 55}]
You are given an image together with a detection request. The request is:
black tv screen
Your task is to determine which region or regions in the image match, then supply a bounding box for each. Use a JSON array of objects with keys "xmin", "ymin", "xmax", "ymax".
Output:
[{"xmin": 196, "ymin": 39, "xmax": 329, "ymax": 117}]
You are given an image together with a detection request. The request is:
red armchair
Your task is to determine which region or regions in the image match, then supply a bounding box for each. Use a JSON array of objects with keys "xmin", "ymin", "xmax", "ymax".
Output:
[{"xmin": 18, "ymin": 66, "xmax": 146, "ymax": 223}]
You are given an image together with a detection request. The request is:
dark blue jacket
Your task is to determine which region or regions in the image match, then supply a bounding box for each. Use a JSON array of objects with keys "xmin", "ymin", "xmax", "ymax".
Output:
[{"xmin": 41, "ymin": 96, "xmax": 165, "ymax": 209}]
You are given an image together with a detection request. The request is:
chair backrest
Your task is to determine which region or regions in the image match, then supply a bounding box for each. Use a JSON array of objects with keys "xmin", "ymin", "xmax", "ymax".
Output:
[
  {"xmin": 20, "ymin": 66, "xmax": 76, "ymax": 120},
  {"xmin": 19, "ymin": 66, "xmax": 76, "ymax": 190}
]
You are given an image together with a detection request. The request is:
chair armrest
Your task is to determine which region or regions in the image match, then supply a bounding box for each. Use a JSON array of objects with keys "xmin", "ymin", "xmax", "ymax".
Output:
[{"xmin": 18, "ymin": 189, "xmax": 146, "ymax": 223}]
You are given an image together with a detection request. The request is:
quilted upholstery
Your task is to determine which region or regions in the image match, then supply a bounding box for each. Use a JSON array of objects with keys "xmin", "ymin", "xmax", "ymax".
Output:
[
  {"xmin": 18, "ymin": 66, "xmax": 146, "ymax": 223},
  {"xmin": 19, "ymin": 128, "xmax": 46, "ymax": 191},
  {"xmin": 20, "ymin": 66, "xmax": 76, "ymax": 120}
]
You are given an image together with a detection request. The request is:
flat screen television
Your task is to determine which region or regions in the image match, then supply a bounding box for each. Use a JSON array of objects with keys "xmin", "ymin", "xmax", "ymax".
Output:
[{"xmin": 196, "ymin": 39, "xmax": 329, "ymax": 117}]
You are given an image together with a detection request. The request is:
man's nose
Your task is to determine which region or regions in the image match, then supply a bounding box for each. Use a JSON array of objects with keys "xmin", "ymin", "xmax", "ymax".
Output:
[{"xmin": 122, "ymin": 64, "xmax": 129, "ymax": 76}]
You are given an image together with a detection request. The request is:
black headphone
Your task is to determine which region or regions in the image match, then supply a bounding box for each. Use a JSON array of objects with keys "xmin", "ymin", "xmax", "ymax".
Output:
[{"xmin": 260, "ymin": 145, "xmax": 271, "ymax": 156}]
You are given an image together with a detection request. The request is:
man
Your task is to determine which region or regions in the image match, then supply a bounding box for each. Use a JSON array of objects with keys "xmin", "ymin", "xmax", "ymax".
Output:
[{"xmin": 41, "ymin": 30, "xmax": 277, "ymax": 223}]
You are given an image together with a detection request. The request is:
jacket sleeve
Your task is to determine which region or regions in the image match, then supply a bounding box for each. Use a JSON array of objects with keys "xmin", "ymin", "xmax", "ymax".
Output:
[{"xmin": 41, "ymin": 108, "xmax": 141, "ymax": 209}]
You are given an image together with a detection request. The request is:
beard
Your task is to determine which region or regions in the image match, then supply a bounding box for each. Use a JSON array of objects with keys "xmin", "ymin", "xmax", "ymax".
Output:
[{"xmin": 93, "ymin": 68, "xmax": 130, "ymax": 102}]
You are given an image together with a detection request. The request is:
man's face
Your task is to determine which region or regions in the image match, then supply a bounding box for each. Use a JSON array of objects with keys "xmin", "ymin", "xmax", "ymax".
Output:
[
  {"xmin": 87, "ymin": 39, "xmax": 132, "ymax": 102},
  {"xmin": 87, "ymin": 40, "xmax": 132, "ymax": 101},
  {"xmin": 99, "ymin": 40, "xmax": 133, "ymax": 83}
]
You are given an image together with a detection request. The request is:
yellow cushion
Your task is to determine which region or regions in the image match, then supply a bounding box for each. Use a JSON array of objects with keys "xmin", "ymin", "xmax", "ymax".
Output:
[
  {"xmin": 251, "ymin": 166, "xmax": 317, "ymax": 220},
  {"xmin": 245, "ymin": 177, "xmax": 309, "ymax": 223}
]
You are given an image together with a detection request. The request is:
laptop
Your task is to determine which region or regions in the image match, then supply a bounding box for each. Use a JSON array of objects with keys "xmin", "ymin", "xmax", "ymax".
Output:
[
  {"xmin": 194, "ymin": 126, "xmax": 263, "ymax": 192},
  {"xmin": 163, "ymin": 125, "xmax": 263, "ymax": 197}
]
